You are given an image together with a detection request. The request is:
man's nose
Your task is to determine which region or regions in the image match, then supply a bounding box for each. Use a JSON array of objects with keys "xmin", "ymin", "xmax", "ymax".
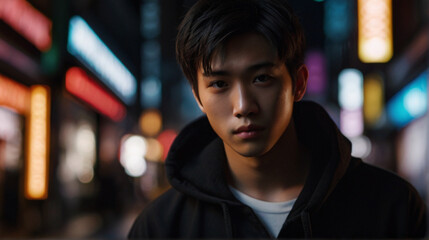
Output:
[{"xmin": 232, "ymin": 84, "xmax": 259, "ymax": 118}]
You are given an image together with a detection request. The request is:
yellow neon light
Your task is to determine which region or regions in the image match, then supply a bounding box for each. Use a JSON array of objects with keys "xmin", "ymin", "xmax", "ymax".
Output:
[
  {"xmin": 364, "ymin": 74, "xmax": 384, "ymax": 126},
  {"xmin": 25, "ymin": 85, "xmax": 50, "ymax": 200},
  {"xmin": 358, "ymin": 0, "xmax": 393, "ymax": 63}
]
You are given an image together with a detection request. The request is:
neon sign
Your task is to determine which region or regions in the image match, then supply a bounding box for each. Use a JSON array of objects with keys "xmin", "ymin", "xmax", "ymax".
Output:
[
  {"xmin": 0, "ymin": 0, "xmax": 52, "ymax": 51},
  {"xmin": 324, "ymin": 0, "xmax": 352, "ymax": 42},
  {"xmin": 338, "ymin": 69, "xmax": 363, "ymax": 111},
  {"xmin": 25, "ymin": 85, "xmax": 50, "ymax": 199},
  {"xmin": 67, "ymin": 16, "xmax": 137, "ymax": 105},
  {"xmin": 66, "ymin": 67, "xmax": 126, "ymax": 122},
  {"xmin": 358, "ymin": 0, "xmax": 393, "ymax": 63},
  {"xmin": 363, "ymin": 74, "xmax": 384, "ymax": 126},
  {"xmin": 305, "ymin": 50, "xmax": 326, "ymax": 95},
  {"xmin": 0, "ymin": 39, "xmax": 40, "ymax": 77},
  {"xmin": 338, "ymin": 69, "xmax": 364, "ymax": 138},
  {"xmin": 0, "ymin": 74, "xmax": 30, "ymax": 114},
  {"xmin": 387, "ymin": 71, "xmax": 427, "ymax": 127}
]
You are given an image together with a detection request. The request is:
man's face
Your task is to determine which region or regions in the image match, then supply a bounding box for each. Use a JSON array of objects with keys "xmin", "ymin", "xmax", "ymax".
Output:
[{"xmin": 194, "ymin": 33, "xmax": 306, "ymax": 157}]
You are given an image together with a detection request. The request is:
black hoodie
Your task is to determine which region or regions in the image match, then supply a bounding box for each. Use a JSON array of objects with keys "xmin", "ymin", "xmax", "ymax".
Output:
[{"xmin": 129, "ymin": 101, "xmax": 427, "ymax": 238}]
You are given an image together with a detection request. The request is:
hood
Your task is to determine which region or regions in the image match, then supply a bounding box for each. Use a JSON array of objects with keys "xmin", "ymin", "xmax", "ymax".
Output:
[
  {"xmin": 288, "ymin": 101, "xmax": 351, "ymax": 219},
  {"xmin": 165, "ymin": 100, "xmax": 352, "ymax": 210},
  {"xmin": 165, "ymin": 113, "xmax": 237, "ymax": 204}
]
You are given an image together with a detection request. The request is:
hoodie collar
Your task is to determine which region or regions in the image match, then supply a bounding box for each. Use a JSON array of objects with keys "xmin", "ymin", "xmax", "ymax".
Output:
[
  {"xmin": 293, "ymin": 101, "xmax": 351, "ymax": 212},
  {"xmin": 166, "ymin": 101, "xmax": 352, "ymax": 208}
]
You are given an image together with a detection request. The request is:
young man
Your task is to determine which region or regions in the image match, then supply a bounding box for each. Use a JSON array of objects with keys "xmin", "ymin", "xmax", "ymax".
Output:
[{"xmin": 129, "ymin": 0, "xmax": 427, "ymax": 238}]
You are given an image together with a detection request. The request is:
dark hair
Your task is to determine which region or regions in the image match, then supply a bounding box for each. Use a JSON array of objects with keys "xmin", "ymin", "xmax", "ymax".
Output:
[{"xmin": 176, "ymin": 0, "xmax": 306, "ymax": 99}]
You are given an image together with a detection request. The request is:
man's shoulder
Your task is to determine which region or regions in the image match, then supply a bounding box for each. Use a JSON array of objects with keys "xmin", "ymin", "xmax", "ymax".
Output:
[
  {"xmin": 349, "ymin": 159, "xmax": 415, "ymax": 190},
  {"xmin": 313, "ymin": 158, "xmax": 427, "ymax": 238},
  {"xmin": 128, "ymin": 187, "xmax": 230, "ymax": 238},
  {"xmin": 128, "ymin": 188, "xmax": 190, "ymax": 238},
  {"xmin": 340, "ymin": 158, "xmax": 424, "ymax": 205}
]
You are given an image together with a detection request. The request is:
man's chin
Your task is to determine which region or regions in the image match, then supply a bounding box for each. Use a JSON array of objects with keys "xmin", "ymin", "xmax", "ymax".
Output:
[{"xmin": 233, "ymin": 145, "xmax": 270, "ymax": 158}]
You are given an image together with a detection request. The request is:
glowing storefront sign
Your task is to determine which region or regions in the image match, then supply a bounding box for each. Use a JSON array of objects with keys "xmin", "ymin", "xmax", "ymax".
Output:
[
  {"xmin": 387, "ymin": 71, "xmax": 428, "ymax": 127},
  {"xmin": 67, "ymin": 16, "xmax": 137, "ymax": 105},
  {"xmin": 0, "ymin": 0, "xmax": 52, "ymax": 51},
  {"xmin": 358, "ymin": 0, "xmax": 393, "ymax": 63},
  {"xmin": 305, "ymin": 50, "xmax": 326, "ymax": 95},
  {"xmin": 0, "ymin": 107, "xmax": 23, "ymax": 171},
  {"xmin": 340, "ymin": 109, "xmax": 364, "ymax": 138},
  {"xmin": 120, "ymin": 135, "xmax": 148, "ymax": 177},
  {"xmin": 66, "ymin": 67, "xmax": 126, "ymax": 122},
  {"xmin": 25, "ymin": 85, "xmax": 50, "ymax": 200},
  {"xmin": 338, "ymin": 69, "xmax": 363, "ymax": 111},
  {"xmin": 0, "ymin": 107, "xmax": 20, "ymax": 141},
  {"xmin": 338, "ymin": 69, "xmax": 364, "ymax": 138},
  {"xmin": 0, "ymin": 74, "xmax": 30, "ymax": 114},
  {"xmin": 324, "ymin": 0, "xmax": 353, "ymax": 42},
  {"xmin": 364, "ymin": 74, "xmax": 384, "ymax": 126}
]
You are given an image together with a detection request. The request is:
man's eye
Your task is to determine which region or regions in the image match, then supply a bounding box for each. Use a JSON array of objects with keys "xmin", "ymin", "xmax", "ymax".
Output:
[
  {"xmin": 254, "ymin": 75, "xmax": 270, "ymax": 83},
  {"xmin": 209, "ymin": 81, "xmax": 228, "ymax": 88}
]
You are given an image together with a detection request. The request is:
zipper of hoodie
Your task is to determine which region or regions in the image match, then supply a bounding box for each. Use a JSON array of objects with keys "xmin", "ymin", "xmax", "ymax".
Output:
[
  {"xmin": 243, "ymin": 205, "xmax": 274, "ymax": 238},
  {"xmin": 301, "ymin": 210, "xmax": 313, "ymax": 238},
  {"xmin": 221, "ymin": 203, "xmax": 233, "ymax": 238},
  {"xmin": 280, "ymin": 208, "xmax": 312, "ymax": 238}
]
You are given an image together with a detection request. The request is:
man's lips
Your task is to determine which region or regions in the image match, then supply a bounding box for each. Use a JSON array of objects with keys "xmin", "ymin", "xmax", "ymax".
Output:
[{"xmin": 233, "ymin": 124, "xmax": 265, "ymax": 134}]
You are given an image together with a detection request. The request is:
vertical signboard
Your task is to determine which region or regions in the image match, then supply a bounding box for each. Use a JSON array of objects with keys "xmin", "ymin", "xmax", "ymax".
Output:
[{"xmin": 25, "ymin": 85, "xmax": 50, "ymax": 199}]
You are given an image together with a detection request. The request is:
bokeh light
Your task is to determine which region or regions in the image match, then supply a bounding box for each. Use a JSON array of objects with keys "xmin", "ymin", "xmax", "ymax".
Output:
[
  {"xmin": 364, "ymin": 74, "xmax": 384, "ymax": 126},
  {"xmin": 157, "ymin": 130, "xmax": 177, "ymax": 161},
  {"xmin": 350, "ymin": 135, "xmax": 372, "ymax": 159},
  {"xmin": 387, "ymin": 70, "xmax": 427, "ymax": 127},
  {"xmin": 358, "ymin": 0, "xmax": 393, "ymax": 63},
  {"xmin": 145, "ymin": 138, "xmax": 164, "ymax": 162},
  {"xmin": 120, "ymin": 135, "xmax": 148, "ymax": 177},
  {"xmin": 139, "ymin": 109, "xmax": 162, "ymax": 137},
  {"xmin": 25, "ymin": 85, "xmax": 50, "ymax": 200},
  {"xmin": 338, "ymin": 69, "xmax": 363, "ymax": 111}
]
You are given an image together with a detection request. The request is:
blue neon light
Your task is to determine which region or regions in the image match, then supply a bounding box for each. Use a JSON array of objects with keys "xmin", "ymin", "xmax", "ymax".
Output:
[
  {"xmin": 324, "ymin": 0, "xmax": 352, "ymax": 42},
  {"xmin": 67, "ymin": 16, "xmax": 137, "ymax": 105},
  {"xmin": 387, "ymin": 71, "xmax": 428, "ymax": 127}
]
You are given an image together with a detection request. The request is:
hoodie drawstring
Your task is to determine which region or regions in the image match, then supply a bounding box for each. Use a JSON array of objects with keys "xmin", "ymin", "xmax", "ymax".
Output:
[
  {"xmin": 301, "ymin": 211, "xmax": 313, "ymax": 238},
  {"xmin": 221, "ymin": 203, "xmax": 233, "ymax": 238}
]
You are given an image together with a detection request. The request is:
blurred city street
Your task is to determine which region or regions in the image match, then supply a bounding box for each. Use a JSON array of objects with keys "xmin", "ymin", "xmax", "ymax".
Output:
[{"xmin": 0, "ymin": 0, "xmax": 429, "ymax": 238}]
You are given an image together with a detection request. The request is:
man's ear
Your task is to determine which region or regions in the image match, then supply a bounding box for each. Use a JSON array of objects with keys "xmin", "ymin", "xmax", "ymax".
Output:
[
  {"xmin": 192, "ymin": 88, "xmax": 206, "ymax": 113},
  {"xmin": 294, "ymin": 64, "xmax": 308, "ymax": 102}
]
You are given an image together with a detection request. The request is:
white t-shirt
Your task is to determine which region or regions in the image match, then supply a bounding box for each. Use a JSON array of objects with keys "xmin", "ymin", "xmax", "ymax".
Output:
[{"xmin": 229, "ymin": 186, "xmax": 296, "ymax": 238}]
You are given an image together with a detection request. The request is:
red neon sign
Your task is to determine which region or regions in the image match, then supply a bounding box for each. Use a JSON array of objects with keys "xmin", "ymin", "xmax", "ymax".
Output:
[
  {"xmin": 0, "ymin": 0, "xmax": 52, "ymax": 51},
  {"xmin": 66, "ymin": 67, "xmax": 126, "ymax": 122},
  {"xmin": 0, "ymin": 74, "xmax": 30, "ymax": 114}
]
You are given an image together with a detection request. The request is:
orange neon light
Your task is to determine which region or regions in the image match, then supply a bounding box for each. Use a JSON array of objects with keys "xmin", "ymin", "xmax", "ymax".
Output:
[
  {"xmin": 0, "ymin": 0, "xmax": 52, "ymax": 51},
  {"xmin": 65, "ymin": 67, "xmax": 126, "ymax": 121},
  {"xmin": 25, "ymin": 85, "xmax": 50, "ymax": 200},
  {"xmin": 0, "ymin": 74, "xmax": 30, "ymax": 114}
]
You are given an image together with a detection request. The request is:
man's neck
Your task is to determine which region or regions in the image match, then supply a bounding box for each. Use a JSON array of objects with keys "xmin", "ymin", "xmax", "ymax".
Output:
[{"xmin": 224, "ymin": 120, "xmax": 310, "ymax": 202}]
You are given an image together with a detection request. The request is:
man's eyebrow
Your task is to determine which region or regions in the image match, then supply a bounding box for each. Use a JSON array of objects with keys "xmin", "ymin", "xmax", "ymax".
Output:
[
  {"xmin": 246, "ymin": 61, "xmax": 276, "ymax": 71},
  {"xmin": 202, "ymin": 61, "xmax": 276, "ymax": 77}
]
